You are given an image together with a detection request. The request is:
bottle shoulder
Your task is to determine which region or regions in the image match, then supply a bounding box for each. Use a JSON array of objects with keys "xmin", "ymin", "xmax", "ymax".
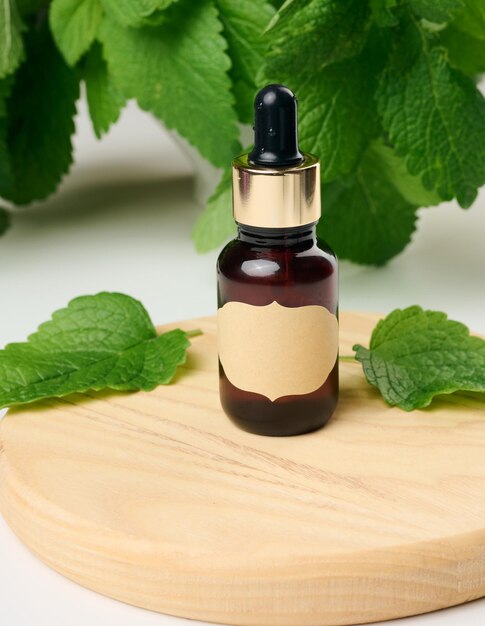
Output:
[{"xmin": 217, "ymin": 237, "xmax": 337, "ymax": 283}]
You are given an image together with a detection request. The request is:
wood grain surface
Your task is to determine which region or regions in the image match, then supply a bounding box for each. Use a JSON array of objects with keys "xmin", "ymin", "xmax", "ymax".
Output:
[{"xmin": 0, "ymin": 311, "xmax": 484, "ymax": 626}]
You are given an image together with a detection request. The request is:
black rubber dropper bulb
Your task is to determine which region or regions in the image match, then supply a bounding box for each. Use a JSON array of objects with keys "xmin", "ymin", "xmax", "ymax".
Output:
[{"xmin": 249, "ymin": 84, "xmax": 304, "ymax": 167}]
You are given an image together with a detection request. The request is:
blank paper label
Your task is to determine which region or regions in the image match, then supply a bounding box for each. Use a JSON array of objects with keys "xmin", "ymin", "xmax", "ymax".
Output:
[{"xmin": 218, "ymin": 301, "xmax": 338, "ymax": 401}]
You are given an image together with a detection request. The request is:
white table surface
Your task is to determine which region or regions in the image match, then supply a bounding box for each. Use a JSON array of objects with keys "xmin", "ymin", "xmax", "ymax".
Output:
[{"xmin": 0, "ymin": 98, "xmax": 484, "ymax": 626}]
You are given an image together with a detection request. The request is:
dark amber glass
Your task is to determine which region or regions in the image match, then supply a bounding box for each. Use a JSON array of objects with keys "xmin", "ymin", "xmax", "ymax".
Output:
[{"xmin": 217, "ymin": 223, "xmax": 338, "ymax": 437}]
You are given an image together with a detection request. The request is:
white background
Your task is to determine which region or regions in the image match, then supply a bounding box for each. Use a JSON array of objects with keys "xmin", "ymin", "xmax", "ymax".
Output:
[{"xmin": 0, "ymin": 98, "xmax": 484, "ymax": 625}]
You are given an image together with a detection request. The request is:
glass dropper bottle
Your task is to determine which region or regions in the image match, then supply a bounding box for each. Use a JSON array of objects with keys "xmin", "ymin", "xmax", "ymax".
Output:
[{"xmin": 217, "ymin": 84, "xmax": 339, "ymax": 436}]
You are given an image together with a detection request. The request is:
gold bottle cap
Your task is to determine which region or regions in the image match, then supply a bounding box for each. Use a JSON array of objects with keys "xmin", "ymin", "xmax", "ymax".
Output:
[{"xmin": 232, "ymin": 152, "xmax": 321, "ymax": 229}]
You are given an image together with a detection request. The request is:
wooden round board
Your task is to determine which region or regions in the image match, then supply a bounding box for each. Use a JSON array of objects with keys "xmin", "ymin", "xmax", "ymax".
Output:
[{"xmin": 1, "ymin": 311, "xmax": 484, "ymax": 626}]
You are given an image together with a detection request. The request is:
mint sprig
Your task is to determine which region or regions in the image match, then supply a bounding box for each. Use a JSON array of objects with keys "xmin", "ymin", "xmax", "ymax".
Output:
[
  {"xmin": 0, "ymin": 292, "xmax": 196, "ymax": 410},
  {"xmin": 195, "ymin": 0, "xmax": 485, "ymax": 261},
  {"xmin": 353, "ymin": 306, "xmax": 485, "ymax": 410},
  {"xmin": 0, "ymin": 0, "xmax": 484, "ymax": 267}
]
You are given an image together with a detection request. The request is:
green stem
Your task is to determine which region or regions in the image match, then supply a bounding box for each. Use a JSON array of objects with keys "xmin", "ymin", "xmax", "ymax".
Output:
[
  {"xmin": 339, "ymin": 355, "xmax": 357, "ymax": 363},
  {"xmin": 186, "ymin": 329, "xmax": 203, "ymax": 338}
]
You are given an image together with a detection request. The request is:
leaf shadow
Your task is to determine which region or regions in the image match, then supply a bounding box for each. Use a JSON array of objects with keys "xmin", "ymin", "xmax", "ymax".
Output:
[
  {"xmin": 9, "ymin": 174, "xmax": 196, "ymax": 227},
  {"xmin": 421, "ymin": 390, "xmax": 485, "ymax": 414}
]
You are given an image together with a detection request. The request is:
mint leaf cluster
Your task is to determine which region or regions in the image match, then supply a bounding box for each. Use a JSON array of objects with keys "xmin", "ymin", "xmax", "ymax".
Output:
[
  {"xmin": 354, "ymin": 306, "xmax": 485, "ymax": 410},
  {"xmin": 0, "ymin": 292, "xmax": 193, "ymax": 409},
  {"xmin": 195, "ymin": 0, "xmax": 485, "ymax": 264},
  {"xmin": 0, "ymin": 0, "xmax": 484, "ymax": 266}
]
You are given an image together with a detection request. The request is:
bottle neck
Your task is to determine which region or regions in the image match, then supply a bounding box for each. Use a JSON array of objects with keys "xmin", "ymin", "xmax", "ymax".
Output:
[{"xmin": 237, "ymin": 223, "xmax": 317, "ymax": 248}]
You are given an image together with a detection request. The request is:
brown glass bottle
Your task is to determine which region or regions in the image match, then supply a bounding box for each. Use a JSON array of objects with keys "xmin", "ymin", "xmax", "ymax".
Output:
[
  {"xmin": 217, "ymin": 224, "xmax": 338, "ymax": 436},
  {"xmin": 217, "ymin": 84, "xmax": 339, "ymax": 436}
]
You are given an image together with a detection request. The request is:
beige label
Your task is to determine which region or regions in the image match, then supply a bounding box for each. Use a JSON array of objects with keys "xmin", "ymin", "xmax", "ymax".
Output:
[{"xmin": 218, "ymin": 301, "xmax": 338, "ymax": 401}]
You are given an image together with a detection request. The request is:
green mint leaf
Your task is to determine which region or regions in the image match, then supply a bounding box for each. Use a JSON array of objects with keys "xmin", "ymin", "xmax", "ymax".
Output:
[
  {"xmin": 0, "ymin": 205, "xmax": 11, "ymax": 236},
  {"xmin": 440, "ymin": 25, "xmax": 485, "ymax": 76},
  {"xmin": 0, "ymin": 0, "xmax": 25, "ymax": 78},
  {"xmin": 409, "ymin": 0, "xmax": 463, "ymax": 24},
  {"xmin": 453, "ymin": 0, "xmax": 485, "ymax": 40},
  {"xmin": 215, "ymin": 0, "xmax": 275, "ymax": 124},
  {"xmin": 369, "ymin": 139, "xmax": 441, "ymax": 206},
  {"xmin": 376, "ymin": 23, "xmax": 485, "ymax": 208},
  {"xmin": 49, "ymin": 0, "xmax": 103, "ymax": 66},
  {"xmin": 370, "ymin": 0, "xmax": 399, "ymax": 27},
  {"xmin": 0, "ymin": 24, "xmax": 79, "ymax": 204},
  {"xmin": 318, "ymin": 146, "xmax": 417, "ymax": 265},
  {"xmin": 84, "ymin": 42, "xmax": 125, "ymax": 138},
  {"xmin": 100, "ymin": 0, "xmax": 178, "ymax": 28},
  {"xmin": 354, "ymin": 306, "xmax": 485, "ymax": 411},
  {"xmin": 264, "ymin": 0, "xmax": 371, "ymax": 82},
  {"xmin": 192, "ymin": 167, "xmax": 235, "ymax": 253},
  {"xmin": 0, "ymin": 292, "xmax": 192, "ymax": 409},
  {"xmin": 100, "ymin": 1, "xmax": 240, "ymax": 168}
]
